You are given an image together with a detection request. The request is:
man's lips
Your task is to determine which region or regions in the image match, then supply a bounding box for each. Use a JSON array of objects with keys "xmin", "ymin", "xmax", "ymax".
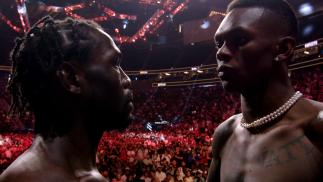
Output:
[
  {"xmin": 125, "ymin": 91, "xmax": 134, "ymax": 113},
  {"xmin": 125, "ymin": 90, "xmax": 133, "ymax": 102},
  {"xmin": 217, "ymin": 65, "xmax": 233, "ymax": 73},
  {"xmin": 127, "ymin": 102, "xmax": 134, "ymax": 113},
  {"xmin": 217, "ymin": 65, "xmax": 234, "ymax": 79}
]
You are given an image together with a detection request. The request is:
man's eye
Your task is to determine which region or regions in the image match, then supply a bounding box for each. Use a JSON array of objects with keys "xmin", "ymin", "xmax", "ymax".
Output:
[
  {"xmin": 215, "ymin": 40, "xmax": 224, "ymax": 49},
  {"xmin": 235, "ymin": 37, "xmax": 249, "ymax": 47}
]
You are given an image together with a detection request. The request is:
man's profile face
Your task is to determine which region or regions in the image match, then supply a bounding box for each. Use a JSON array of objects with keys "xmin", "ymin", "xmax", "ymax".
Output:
[
  {"xmin": 81, "ymin": 28, "xmax": 133, "ymax": 130},
  {"xmin": 214, "ymin": 7, "xmax": 279, "ymax": 93}
]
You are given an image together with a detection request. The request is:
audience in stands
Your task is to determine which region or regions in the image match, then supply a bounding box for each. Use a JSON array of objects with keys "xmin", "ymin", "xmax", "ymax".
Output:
[{"xmin": 0, "ymin": 66, "xmax": 322, "ymax": 181}]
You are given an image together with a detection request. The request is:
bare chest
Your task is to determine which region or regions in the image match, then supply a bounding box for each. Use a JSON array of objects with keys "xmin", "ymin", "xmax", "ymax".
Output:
[{"xmin": 220, "ymin": 126, "xmax": 323, "ymax": 182}]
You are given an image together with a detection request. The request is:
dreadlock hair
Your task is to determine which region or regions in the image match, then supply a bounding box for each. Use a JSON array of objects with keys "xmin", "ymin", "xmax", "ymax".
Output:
[
  {"xmin": 8, "ymin": 16, "xmax": 103, "ymax": 138},
  {"xmin": 227, "ymin": 0, "xmax": 298, "ymax": 40}
]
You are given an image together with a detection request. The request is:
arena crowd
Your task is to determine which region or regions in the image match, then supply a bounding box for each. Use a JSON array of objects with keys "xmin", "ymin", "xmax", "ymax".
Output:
[{"xmin": 0, "ymin": 66, "xmax": 322, "ymax": 181}]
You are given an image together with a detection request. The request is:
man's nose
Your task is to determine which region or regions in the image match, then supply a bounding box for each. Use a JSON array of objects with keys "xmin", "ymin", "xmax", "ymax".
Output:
[
  {"xmin": 216, "ymin": 42, "xmax": 232, "ymax": 63},
  {"xmin": 120, "ymin": 67, "xmax": 131, "ymax": 89}
]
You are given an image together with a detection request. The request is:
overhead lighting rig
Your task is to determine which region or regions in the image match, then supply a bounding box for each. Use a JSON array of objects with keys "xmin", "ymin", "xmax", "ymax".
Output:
[{"xmin": 3, "ymin": 0, "xmax": 189, "ymax": 44}]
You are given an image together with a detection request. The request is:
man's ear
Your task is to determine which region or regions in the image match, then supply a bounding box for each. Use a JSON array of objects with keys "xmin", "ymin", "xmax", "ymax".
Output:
[
  {"xmin": 56, "ymin": 62, "xmax": 82, "ymax": 94},
  {"xmin": 275, "ymin": 36, "xmax": 296, "ymax": 62}
]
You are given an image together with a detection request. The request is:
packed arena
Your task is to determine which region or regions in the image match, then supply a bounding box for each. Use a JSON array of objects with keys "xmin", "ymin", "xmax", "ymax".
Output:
[
  {"xmin": 1, "ymin": 66, "xmax": 323, "ymax": 181},
  {"xmin": 1, "ymin": 0, "xmax": 323, "ymax": 181}
]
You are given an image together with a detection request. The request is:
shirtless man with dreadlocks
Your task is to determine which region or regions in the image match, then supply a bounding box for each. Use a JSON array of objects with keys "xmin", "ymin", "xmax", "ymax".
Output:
[{"xmin": 0, "ymin": 16, "xmax": 133, "ymax": 182}]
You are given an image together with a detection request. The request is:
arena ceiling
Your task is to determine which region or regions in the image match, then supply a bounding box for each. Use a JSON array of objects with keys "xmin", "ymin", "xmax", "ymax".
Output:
[{"xmin": 0, "ymin": 0, "xmax": 322, "ymax": 69}]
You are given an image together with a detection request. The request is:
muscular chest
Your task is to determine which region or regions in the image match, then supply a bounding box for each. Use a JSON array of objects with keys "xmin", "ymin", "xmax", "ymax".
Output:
[{"xmin": 220, "ymin": 125, "xmax": 323, "ymax": 182}]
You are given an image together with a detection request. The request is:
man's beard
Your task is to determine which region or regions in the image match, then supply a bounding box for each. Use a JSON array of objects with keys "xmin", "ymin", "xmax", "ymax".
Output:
[
  {"xmin": 80, "ymin": 101, "xmax": 133, "ymax": 132},
  {"xmin": 107, "ymin": 102, "xmax": 134, "ymax": 131},
  {"xmin": 114, "ymin": 112, "xmax": 133, "ymax": 131}
]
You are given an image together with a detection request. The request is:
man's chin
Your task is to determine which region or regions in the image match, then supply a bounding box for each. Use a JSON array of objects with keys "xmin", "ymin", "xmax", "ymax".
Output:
[
  {"xmin": 221, "ymin": 81, "xmax": 240, "ymax": 93},
  {"xmin": 221, "ymin": 81, "xmax": 232, "ymax": 91},
  {"xmin": 113, "ymin": 114, "xmax": 133, "ymax": 131}
]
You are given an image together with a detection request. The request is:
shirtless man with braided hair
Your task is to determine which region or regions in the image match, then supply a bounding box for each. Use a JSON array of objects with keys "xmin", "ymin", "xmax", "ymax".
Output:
[
  {"xmin": 207, "ymin": 0, "xmax": 323, "ymax": 181},
  {"xmin": 0, "ymin": 16, "xmax": 134, "ymax": 182}
]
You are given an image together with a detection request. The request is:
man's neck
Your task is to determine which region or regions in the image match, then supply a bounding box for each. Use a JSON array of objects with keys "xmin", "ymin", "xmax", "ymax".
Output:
[
  {"xmin": 37, "ymin": 120, "xmax": 104, "ymax": 176},
  {"xmin": 240, "ymin": 81, "xmax": 295, "ymax": 123}
]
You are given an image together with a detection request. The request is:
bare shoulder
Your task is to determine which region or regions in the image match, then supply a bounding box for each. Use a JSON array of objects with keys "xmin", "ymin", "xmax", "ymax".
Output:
[
  {"xmin": 0, "ymin": 149, "xmax": 34, "ymax": 181},
  {"xmin": 308, "ymin": 99, "xmax": 323, "ymax": 107},
  {"xmin": 0, "ymin": 149, "xmax": 49, "ymax": 182},
  {"xmin": 299, "ymin": 99, "xmax": 323, "ymax": 153},
  {"xmin": 0, "ymin": 167, "xmax": 17, "ymax": 182},
  {"xmin": 290, "ymin": 98, "xmax": 323, "ymax": 127},
  {"xmin": 0, "ymin": 167, "xmax": 37, "ymax": 182},
  {"xmin": 302, "ymin": 99, "xmax": 323, "ymax": 127},
  {"xmin": 212, "ymin": 114, "xmax": 241, "ymax": 156},
  {"xmin": 0, "ymin": 149, "xmax": 77, "ymax": 182},
  {"xmin": 79, "ymin": 175, "xmax": 108, "ymax": 182},
  {"xmin": 207, "ymin": 114, "xmax": 240, "ymax": 182}
]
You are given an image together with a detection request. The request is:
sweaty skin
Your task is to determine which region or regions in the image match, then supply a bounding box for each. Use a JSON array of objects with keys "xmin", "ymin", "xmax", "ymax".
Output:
[{"xmin": 207, "ymin": 7, "xmax": 323, "ymax": 182}]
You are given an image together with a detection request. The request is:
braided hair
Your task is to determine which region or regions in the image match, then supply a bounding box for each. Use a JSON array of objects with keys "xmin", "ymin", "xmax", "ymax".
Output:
[{"xmin": 8, "ymin": 16, "xmax": 103, "ymax": 137}]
